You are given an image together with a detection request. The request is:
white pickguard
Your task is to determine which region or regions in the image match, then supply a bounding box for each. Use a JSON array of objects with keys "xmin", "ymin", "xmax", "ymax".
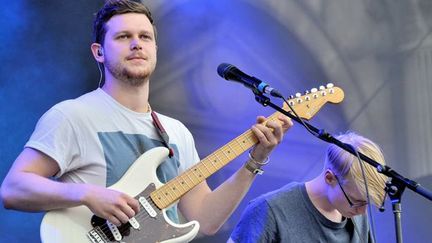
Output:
[{"xmin": 40, "ymin": 147, "xmax": 200, "ymax": 243}]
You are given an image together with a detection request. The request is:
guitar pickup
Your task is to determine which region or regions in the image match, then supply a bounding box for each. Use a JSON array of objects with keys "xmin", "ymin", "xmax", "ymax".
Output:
[{"xmin": 139, "ymin": 196, "xmax": 157, "ymax": 218}]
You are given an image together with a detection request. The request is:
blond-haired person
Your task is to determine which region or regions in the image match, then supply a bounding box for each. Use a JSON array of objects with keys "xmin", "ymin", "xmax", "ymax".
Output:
[{"xmin": 229, "ymin": 132, "xmax": 387, "ymax": 243}]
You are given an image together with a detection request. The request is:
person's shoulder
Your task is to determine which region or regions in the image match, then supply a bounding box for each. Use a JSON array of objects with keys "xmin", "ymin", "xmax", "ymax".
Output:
[
  {"xmin": 49, "ymin": 89, "xmax": 101, "ymax": 117},
  {"xmin": 252, "ymin": 182, "xmax": 290, "ymax": 199},
  {"xmin": 153, "ymin": 111, "xmax": 188, "ymax": 129},
  {"xmin": 252, "ymin": 182, "xmax": 303, "ymax": 206},
  {"xmin": 267, "ymin": 182, "xmax": 303, "ymax": 198}
]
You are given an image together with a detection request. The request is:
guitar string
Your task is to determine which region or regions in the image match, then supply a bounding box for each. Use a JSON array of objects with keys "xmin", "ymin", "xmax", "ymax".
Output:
[
  {"xmin": 95, "ymin": 142, "xmax": 245, "ymax": 239},
  {"xmin": 95, "ymin": 90, "xmax": 332, "ymax": 238},
  {"xmin": 94, "ymin": 135, "xmax": 259, "ymax": 239},
  {"xmin": 94, "ymin": 115, "xmax": 285, "ymax": 238},
  {"xmin": 94, "ymin": 115, "xmax": 284, "ymax": 238}
]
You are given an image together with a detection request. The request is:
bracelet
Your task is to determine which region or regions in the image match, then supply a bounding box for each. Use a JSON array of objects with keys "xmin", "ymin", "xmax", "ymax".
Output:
[
  {"xmin": 248, "ymin": 150, "xmax": 270, "ymax": 166},
  {"xmin": 244, "ymin": 160, "xmax": 264, "ymax": 175}
]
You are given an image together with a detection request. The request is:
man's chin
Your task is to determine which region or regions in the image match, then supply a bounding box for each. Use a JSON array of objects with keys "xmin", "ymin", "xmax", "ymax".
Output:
[
  {"xmin": 122, "ymin": 77, "xmax": 147, "ymax": 87},
  {"xmin": 126, "ymin": 68, "xmax": 152, "ymax": 78}
]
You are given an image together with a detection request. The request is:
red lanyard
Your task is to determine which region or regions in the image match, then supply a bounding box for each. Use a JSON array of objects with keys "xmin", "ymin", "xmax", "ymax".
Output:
[{"xmin": 151, "ymin": 111, "xmax": 174, "ymax": 158}]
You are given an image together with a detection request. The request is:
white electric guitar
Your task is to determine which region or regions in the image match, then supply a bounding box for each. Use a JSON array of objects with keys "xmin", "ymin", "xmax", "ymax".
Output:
[{"xmin": 40, "ymin": 85, "xmax": 344, "ymax": 243}]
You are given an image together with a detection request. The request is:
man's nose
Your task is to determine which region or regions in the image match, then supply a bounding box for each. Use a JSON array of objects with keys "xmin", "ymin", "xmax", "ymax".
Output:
[
  {"xmin": 355, "ymin": 205, "xmax": 367, "ymax": 215},
  {"xmin": 130, "ymin": 38, "xmax": 142, "ymax": 51}
]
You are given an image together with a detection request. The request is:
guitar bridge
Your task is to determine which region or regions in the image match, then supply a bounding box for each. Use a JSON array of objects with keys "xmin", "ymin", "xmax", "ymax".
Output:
[{"xmin": 87, "ymin": 227, "xmax": 107, "ymax": 243}]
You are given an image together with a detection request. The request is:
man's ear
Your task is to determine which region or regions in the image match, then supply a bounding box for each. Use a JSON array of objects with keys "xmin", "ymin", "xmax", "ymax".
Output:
[
  {"xmin": 91, "ymin": 43, "xmax": 104, "ymax": 63},
  {"xmin": 324, "ymin": 169, "xmax": 336, "ymax": 185}
]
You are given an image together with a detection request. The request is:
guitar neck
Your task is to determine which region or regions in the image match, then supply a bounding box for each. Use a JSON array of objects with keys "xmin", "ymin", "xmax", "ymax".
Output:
[
  {"xmin": 150, "ymin": 85, "xmax": 344, "ymax": 209},
  {"xmin": 150, "ymin": 112, "xmax": 281, "ymax": 209}
]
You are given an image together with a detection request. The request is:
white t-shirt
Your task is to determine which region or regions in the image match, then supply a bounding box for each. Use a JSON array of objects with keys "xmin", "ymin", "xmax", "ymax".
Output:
[{"xmin": 26, "ymin": 88, "xmax": 200, "ymax": 221}]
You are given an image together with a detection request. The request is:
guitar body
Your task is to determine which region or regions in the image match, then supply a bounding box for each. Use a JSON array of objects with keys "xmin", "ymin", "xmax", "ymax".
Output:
[{"xmin": 40, "ymin": 147, "xmax": 200, "ymax": 243}]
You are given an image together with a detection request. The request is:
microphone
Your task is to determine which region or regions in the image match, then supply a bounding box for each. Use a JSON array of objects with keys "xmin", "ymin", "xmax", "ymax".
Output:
[{"xmin": 217, "ymin": 63, "xmax": 283, "ymax": 98}]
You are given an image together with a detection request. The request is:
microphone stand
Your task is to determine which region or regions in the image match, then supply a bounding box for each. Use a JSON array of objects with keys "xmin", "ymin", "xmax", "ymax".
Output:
[{"xmin": 252, "ymin": 90, "xmax": 432, "ymax": 243}]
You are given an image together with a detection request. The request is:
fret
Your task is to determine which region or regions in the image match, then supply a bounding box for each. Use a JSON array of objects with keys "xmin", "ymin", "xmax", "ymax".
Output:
[
  {"xmin": 231, "ymin": 139, "xmax": 245, "ymax": 155},
  {"xmin": 177, "ymin": 179, "xmax": 187, "ymax": 194},
  {"xmin": 235, "ymin": 137, "xmax": 248, "ymax": 153},
  {"xmin": 237, "ymin": 134, "xmax": 249, "ymax": 151},
  {"xmin": 161, "ymin": 186, "xmax": 175, "ymax": 202},
  {"xmin": 245, "ymin": 132, "xmax": 257, "ymax": 145},
  {"xmin": 168, "ymin": 180, "xmax": 181, "ymax": 198},
  {"xmin": 161, "ymin": 183, "xmax": 174, "ymax": 199},
  {"xmin": 213, "ymin": 152, "xmax": 223, "ymax": 168},
  {"xmin": 190, "ymin": 167, "xmax": 203, "ymax": 182},
  {"xmin": 220, "ymin": 148, "xmax": 231, "ymax": 162},
  {"xmin": 151, "ymin": 195, "xmax": 161, "ymax": 207},
  {"xmin": 154, "ymin": 190, "xmax": 169, "ymax": 207},
  {"xmin": 176, "ymin": 179, "xmax": 187, "ymax": 195},
  {"xmin": 185, "ymin": 170, "xmax": 197, "ymax": 187},
  {"xmin": 178, "ymin": 174, "xmax": 189, "ymax": 190},
  {"xmin": 208, "ymin": 155, "xmax": 219, "ymax": 170},
  {"xmin": 227, "ymin": 143, "xmax": 239, "ymax": 157},
  {"xmin": 201, "ymin": 159, "xmax": 213, "ymax": 175},
  {"xmin": 196, "ymin": 164, "xmax": 208, "ymax": 178}
]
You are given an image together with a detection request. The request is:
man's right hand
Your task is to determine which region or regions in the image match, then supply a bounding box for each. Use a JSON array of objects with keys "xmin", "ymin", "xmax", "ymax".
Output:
[{"xmin": 80, "ymin": 184, "xmax": 140, "ymax": 226}]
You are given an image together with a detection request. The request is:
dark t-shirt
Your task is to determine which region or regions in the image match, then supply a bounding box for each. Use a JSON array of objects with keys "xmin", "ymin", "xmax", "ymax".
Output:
[{"xmin": 230, "ymin": 182, "xmax": 370, "ymax": 243}]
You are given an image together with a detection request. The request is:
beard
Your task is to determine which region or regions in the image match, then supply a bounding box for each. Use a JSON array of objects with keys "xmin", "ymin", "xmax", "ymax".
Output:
[{"xmin": 105, "ymin": 58, "xmax": 154, "ymax": 87}]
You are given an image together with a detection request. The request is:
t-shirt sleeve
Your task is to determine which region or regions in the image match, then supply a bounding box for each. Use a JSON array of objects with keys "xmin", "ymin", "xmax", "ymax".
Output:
[
  {"xmin": 25, "ymin": 106, "xmax": 81, "ymax": 177},
  {"xmin": 230, "ymin": 198, "xmax": 278, "ymax": 243},
  {"xmin": 176, "ymin": 122, "xmax": 200, "ymax": 173}
]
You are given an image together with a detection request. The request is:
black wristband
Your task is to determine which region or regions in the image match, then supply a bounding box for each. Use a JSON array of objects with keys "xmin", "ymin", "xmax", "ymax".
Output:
[{"xmin": 244, "ymin": 160, "xmax": 264, "ymax": 175}]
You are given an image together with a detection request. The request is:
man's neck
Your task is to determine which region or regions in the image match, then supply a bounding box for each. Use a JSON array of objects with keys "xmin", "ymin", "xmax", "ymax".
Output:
[
  {"xmin": 305, "ymin": 177, "xmax": 343, "ymax": 222},
  {"xmin": 102, "ymin": 78, "xmax": 150, "ymax": 113}
]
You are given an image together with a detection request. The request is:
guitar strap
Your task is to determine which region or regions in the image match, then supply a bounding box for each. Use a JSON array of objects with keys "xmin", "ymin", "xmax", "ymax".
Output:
[{"xmin": 151, "ymin": 111, "xmax": 174, "ymax": 158}]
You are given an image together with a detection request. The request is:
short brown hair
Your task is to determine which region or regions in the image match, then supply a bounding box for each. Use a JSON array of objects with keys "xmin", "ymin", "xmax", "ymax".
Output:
[{"xmin": 93, "ymin": 0, "xmax": 157, "ymax": 45}]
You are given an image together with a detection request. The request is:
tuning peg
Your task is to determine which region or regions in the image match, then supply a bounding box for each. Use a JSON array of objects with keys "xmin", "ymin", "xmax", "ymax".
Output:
[
  {"xmin": 311, "ymin": 88, "xmax": 318, "ymax": 93},
  {"xmin": 304, "ymin": 90, "xmax": 310, "ymax": 94},
  {"xmin": 319, "ymin": 85, "xmax": 325, "ymax": 90},
  {"xmin": 295, "ymin": 92, "xmax": 301, "ymax": 98},
  {"xmin": 289, "ymin": 95, "xmax": 295, "ymax": 100},
  {"xmin": 326, "ymin": 83, "xmax": 334, "ymax": 88}
]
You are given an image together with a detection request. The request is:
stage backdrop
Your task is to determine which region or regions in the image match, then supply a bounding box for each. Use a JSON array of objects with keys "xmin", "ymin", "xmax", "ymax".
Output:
[{"xmin": 1, "ymin": 0, "xmax": 431, "ymax": 242}]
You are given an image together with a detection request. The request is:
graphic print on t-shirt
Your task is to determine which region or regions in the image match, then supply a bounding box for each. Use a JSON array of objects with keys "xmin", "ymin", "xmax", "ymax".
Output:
[{"xmin": 98, "ymin": 131, "xmax": 181, "ymax": 222}]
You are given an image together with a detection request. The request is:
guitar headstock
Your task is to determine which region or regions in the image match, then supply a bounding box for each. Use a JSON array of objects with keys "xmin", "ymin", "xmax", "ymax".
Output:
[{"xmin": 282, "ymin": 83, "xmax": 344, "ymax": 120}]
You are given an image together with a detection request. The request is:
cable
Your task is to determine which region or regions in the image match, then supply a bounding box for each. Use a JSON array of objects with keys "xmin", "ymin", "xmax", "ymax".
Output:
[
  {"xmin": 97, "ymin": 62, "xmax": 104, "ymax": 88},
  {"xmin": 351, "ymin": 217, "xmax": 366, "ymax": 243},
  {"xmin": 348, "ymin": 143, "xmax": 378, "ymax": 243}
]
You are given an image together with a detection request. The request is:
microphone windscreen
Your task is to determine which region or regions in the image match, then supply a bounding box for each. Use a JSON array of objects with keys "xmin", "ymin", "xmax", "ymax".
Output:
[{"xmin": 217, "ymin": 63, "xmax": 235, "ymax": 79}]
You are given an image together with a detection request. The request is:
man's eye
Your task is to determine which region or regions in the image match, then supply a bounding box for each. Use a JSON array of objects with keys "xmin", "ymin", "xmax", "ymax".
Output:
[
  {"xmin": 118, "ymin": 35, "xmax": 128, "ymax": 39},
  {"xmin": 141, "ymin": 35, "xmax": 152, "ymax": 40}
]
